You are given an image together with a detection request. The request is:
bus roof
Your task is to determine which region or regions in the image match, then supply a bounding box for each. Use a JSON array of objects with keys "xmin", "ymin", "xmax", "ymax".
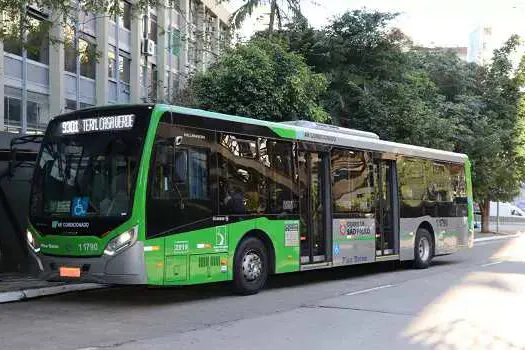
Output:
[
  {"xmin": 163, "ymin": 105, "xmax": 468, "ymax": 164},
  {"xmin": 51, "ymin": 104, "xmax": 467, "ymax": 164}
]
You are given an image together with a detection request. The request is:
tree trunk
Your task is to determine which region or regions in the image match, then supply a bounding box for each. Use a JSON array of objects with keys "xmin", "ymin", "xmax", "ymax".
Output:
[
  {"xmin": 480, "ymin": 199, "xmax": 490, "ymax": 233},
  {"xmin": 268, "ymin": 0, "xmax": 277, "ymax": 37}
]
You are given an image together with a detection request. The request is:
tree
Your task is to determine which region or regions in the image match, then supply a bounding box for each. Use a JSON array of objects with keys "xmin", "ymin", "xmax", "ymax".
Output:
[
  {"xmin": 281, "ymin": 10, "xmax": 460, "ymax": 149},
  {"xmin": 275, "ymin": 10, "xmax": 525, "ymax": 232},
  {"xmin": 455, "ymin": 36, "xmax": 525, "ymax": 232},
  {"xmin": 226, "ymin": 0, "xmax": 303, "ymax": 36},
  {"xmin": 185, "ymin": 37, "xmax": 329, "ymax": 122}
]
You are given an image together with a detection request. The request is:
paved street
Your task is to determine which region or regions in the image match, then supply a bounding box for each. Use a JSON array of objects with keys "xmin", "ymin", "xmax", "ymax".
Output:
[{"xmin": 1, "ymin": 235, "xmax": 524, "ymax": 350}]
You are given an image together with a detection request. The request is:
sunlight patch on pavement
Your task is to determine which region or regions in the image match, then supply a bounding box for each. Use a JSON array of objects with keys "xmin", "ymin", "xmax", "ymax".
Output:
[
  {"xmin": 402, "ymin": 272, "xmax": 525, "ymax": 348},
  {"xmin": 402, "ymin": 237, "xmax": 525, "ymax": 349},
  {"xmin": 490, "ymin": 234, "xmax": 525, "ymax": 262}
]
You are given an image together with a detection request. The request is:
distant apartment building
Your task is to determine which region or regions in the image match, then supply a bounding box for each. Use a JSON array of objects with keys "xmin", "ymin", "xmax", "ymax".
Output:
[
  {"xmin": 413, "ymin": 46, "xmax": 468, "ymax": 61},
  {"xmin": 0, "ymin": 0, "xmax": 230, "ymax": 134},
  {"xmin": 468, "ymin": 24, "xmax": 525, "ymax": 69},
  {"xmin": 467, "ymin": 25, "xmax": 494, "ymax": 65}
]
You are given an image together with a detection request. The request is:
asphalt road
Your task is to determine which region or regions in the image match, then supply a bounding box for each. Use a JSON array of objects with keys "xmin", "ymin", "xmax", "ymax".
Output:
[{"xmin": 1, "ymin": 236, "xmax": 524, "ymax": 350}]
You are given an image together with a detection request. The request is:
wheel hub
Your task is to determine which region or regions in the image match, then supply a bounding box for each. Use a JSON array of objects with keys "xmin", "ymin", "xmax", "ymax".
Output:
[
  {"xmin": 419, "ymin": 236, "xmax": 430, "ymax": 262},
  {"xmin": 242, "ymin": 251, "xmax": 262, "ymax": 281}
]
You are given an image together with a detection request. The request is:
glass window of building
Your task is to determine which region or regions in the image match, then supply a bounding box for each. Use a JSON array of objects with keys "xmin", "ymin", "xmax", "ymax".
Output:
[
  {"xmin": 65, "ymin": 99, "xmax": 77, "ymax": 111},
  {"xmin": 119, "ymin": 55, "xmax": 131, "ymax": 84},
  {"xmin": 4, "ymin": 97, "xmax": 22, "ymax": 132},
  {"xmin": 64, "ymin": 24, "xmax": 77, "ymax": 73},
  {"xmin": 3, "ymin": 13, "xmax": 23, "ymax": 56},
  {"xmin": 27, "ymin": 101, "xmax": 41, "ymax": 129},
  {"xmin": 169, "ymin": 28, "xmax": 181, "ymax": 56},
  {"xmin": 3, "ymin": 9, "xmax": 49, "ymax": 64},
  {"xmin": 108, "ymin": 48, "xmax": 117, "ymax": 79},
  {"xmin": 149, "ymin": 15, "xmax": 157, "ymax": 43},
  {"xmin": 79, "ymin": 38, "xmax": 96, "ymax": 79},
  {"xmin": 118, "ymin": 0, "xmax": 131, "ymax": 30},
  {"xmin": 149, "ymin": 64, "xmax": 158, "ymax": 100},
  {"xmin": 26, "ymin": 14, "xmax": 49, "ymax": 64}
]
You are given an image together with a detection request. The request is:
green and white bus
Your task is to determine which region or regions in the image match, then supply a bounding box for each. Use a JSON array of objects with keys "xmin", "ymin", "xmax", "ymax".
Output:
[{"xmin": 27, "ymin": 104, "xmax": 474, "ymax": 294}]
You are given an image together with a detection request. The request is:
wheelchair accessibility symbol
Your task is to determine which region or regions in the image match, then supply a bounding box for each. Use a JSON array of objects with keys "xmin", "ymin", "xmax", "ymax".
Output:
[{"xmin": 72, "ymin": 197, "xmax": 89, "ymax": 217}]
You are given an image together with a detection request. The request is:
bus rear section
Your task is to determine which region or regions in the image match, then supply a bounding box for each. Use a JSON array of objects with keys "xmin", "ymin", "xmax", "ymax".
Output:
[{"xmin": 27, "ymin": 105, "xmax": 153, "ymax": 284}]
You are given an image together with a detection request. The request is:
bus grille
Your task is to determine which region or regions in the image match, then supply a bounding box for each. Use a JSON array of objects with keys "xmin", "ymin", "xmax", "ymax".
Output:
[{"xmin": 198, "ymin": 256, "xmax": 221, "ymax": 267}]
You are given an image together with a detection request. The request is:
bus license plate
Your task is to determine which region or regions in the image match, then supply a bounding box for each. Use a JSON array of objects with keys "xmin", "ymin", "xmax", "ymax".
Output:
[{"xmin": 59, "ymin": 267, "xmax": 80, "ymax": 278}]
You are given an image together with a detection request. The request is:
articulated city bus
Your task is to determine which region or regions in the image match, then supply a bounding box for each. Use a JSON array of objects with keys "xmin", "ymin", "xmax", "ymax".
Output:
[{"xmin": 26, "ymin": 104, "xmax": 474, "ymax": 294}]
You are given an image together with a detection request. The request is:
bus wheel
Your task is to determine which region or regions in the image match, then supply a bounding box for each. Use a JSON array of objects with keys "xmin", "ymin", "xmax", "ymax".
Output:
[
  {"xmin": 233, "ymin": 237, "xmax": 268, "ymax": 295},
  {"xmin": 413, "ymin": 228, "xmax": 433, "ymax": 269}
]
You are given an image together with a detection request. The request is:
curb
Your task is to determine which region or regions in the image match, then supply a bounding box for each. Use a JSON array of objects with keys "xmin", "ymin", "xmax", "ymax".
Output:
[
  {"xmin": 0, "ymin": 283, "xmax": 106, "ymax": 304},
  {"xmin": 474, "ymin": 234, "xmax": 520, "ymax": 243}
]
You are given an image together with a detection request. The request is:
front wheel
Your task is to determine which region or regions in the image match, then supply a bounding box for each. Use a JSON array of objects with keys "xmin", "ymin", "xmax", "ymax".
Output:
[
  {"xmin": 413, "ymin": 228, "xmax": 433, "ymax": 269},
  {"xmin": 233, "ymin": 237, "xmax": 268, "ymax": 295}
]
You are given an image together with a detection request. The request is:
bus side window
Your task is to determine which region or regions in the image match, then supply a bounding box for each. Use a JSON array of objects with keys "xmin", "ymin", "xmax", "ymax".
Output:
[{"xmin": 147, "ymin": 117, "xmax": 215, "ymax": 237}]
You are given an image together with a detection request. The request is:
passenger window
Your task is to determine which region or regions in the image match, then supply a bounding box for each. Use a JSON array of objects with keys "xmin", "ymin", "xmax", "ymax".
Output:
[
  {"xmin": 218, "ymin": 133, "xmax": 267, "ymax": 214},
  {"xmin": 331, "ymin": 149, "xmax": 374, "ymax": 214},
  {"xmin": 147, "ymin": 113, "xmax": 216, "ymax": 237}
]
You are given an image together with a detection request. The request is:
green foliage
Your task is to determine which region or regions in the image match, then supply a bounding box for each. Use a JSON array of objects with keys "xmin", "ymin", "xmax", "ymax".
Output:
[
  {"xmin": 274, "ymin": 10, "xmax": 525, "ymax": 231},
  {"xmin": 186, "ymin": 37, "xmax": 329, "ymax": 122}
]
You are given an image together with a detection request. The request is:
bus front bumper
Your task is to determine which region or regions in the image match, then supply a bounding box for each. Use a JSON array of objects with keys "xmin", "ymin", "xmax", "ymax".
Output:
[{"xmin": 31, "ymin": 241, "xmax": 147, "ymax": 285}]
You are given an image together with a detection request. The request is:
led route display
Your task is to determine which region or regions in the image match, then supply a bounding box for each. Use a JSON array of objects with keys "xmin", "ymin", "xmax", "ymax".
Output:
[{"xmin": 60, "ymin": 114, "xmax": 135, "ymax": 134}]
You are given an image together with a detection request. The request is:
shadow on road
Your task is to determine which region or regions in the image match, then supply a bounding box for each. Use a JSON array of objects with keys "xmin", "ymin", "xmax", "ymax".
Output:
[{"xmin": 50, "ymin": 260, "xmax": 430, "ymax": 306}]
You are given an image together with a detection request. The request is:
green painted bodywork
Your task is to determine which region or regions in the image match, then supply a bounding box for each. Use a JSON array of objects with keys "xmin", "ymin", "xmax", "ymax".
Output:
[
  {"xmin": 29, "ymin": 103, "xmax": 474, "ymax": 286},
  {"xmin": 155, "ymin": 217, "xmax": 300, "ymax": 285}
]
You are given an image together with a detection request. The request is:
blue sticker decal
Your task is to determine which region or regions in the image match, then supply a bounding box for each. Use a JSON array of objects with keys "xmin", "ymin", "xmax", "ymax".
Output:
[
  {"xmin": 71, "ymin": 197, "xmax": 88, "ymax": 217},
  {"xmin": 334, "ymin": 244, "xmax": 340, "ymax": 256}
]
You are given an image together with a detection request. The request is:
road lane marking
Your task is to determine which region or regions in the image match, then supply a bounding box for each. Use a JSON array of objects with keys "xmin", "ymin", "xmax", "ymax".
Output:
[
  {"xmin": 345, "ymin": 284, "xmax": 395, "ymax": 296},
  {"xmin": 481, "ymin": 261, "xmax": 504, "ymax": 267}
]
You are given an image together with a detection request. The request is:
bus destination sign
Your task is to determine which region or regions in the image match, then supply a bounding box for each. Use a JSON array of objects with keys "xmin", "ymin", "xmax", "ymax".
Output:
[{"xmin": 61, "ymin": 114, "xmax": 135, "ymax": 135}]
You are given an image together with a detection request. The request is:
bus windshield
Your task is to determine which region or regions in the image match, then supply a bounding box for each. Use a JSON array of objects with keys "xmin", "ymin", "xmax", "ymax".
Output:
[{"xmin": 29, "ymin": 107, "xmax": 151, "ymax": 235}]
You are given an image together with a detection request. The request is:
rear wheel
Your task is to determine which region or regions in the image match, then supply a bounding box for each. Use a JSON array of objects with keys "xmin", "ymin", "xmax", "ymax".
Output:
[
  {"xmin": 233, "ymin": 237, "xmax": 268, "ymax": 295},
  {"xmin": 413, "ymin": 228, "xmax": 433, "ymax": 269}
]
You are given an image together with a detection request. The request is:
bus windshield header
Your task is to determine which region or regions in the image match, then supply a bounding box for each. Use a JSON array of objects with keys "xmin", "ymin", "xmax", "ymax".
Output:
[{"xmin": 60, "ymin": 114, "xmax": 135, "ymax": 135}]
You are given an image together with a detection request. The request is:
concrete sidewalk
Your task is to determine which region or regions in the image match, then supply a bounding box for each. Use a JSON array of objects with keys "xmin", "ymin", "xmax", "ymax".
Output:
[
  {"xmin": 474, "ymin": 226, "xmax": 523, "ymax": 242},
  {"xmin": 0, "ymin": 273, "xmax": 104, "ymax": 304}
]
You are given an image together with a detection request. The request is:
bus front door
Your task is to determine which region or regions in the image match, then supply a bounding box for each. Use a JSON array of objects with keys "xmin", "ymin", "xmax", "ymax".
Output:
[
  {"xmin": 375, "ymin": 159, "xmax": 399, "ymax": 257},
  {"xmin": 299, "ymin": 151, "xmax": 331, "ymax": 265}
]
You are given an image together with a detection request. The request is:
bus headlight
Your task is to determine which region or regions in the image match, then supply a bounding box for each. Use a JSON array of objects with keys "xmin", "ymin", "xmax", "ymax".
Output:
[
  {"xmin": 104, "ymin": 226, "xmax": 138, "ymax": 256},
  {"xmin": 27, "ymin": 230, "xmax": 40, "ymax": 253}
]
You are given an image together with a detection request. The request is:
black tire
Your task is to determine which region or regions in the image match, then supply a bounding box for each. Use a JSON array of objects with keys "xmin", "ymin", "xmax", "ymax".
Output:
[
  {"xmin": 233, "ymin": 237, "xmax": 268, "ymax": 295},
  {"xmin": 413, "ymin": 228, "xmax": 434, "ymax": 269}
]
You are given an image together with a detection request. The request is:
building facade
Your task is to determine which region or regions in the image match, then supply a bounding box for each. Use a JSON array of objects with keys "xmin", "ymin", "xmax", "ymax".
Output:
[
  {"xmin": 0, "ymin": 0, "xmax": 230, "ymax": 134},
  {"xmin": 467, "ymin": 25, "xmax": 494, "ymax": 65}
]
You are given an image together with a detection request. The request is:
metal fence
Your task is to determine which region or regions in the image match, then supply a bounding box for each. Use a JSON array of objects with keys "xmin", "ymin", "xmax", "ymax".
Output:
[{"xmin": 474, "ymin": 214, "xmax": 525, "ymax": 225}]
